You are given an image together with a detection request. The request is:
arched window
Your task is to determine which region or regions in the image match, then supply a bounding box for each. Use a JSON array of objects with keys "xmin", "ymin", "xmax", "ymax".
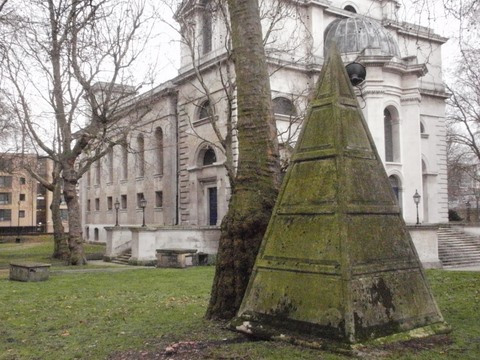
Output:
[
  {"xmin": 201, "ymin": 0, "xmax": 212, "ymax": 54},
  {"xmin": 122, "ymin": 144, "xmax": 128, "ymax": 180},
  {"xmin": 198, "ymin": 100, "xmax": 212, "ymax": 120},
  {"xmin": 203, "ymin": 147, "xmax": 216, "ymax": 166},
  {"xmin": 94, "ymin": 227, "xmax": 99, "ymax": 241},
  {"xmin": 389, "ymin": 175, "xmax": 402, "ymax": 209},
  {"xmin": 273, "ymin": 97, "xmax": 297, "ymax": 116},
  {"xmin": 155, "ymin": 127, "xmax": 164, "ymax": 175},
  {"xmin": 384, "ymin": 107, "xmax": 400, "ymax": 162},
  {"xmin": 344, "ymin": 5, "xmax": 357, "ymax": 13},
  {"xmin": 137, "ymin": 134, "xmax": 145, "ymax": 177},
  {"xmin": 420, "ymin": 121, "xmax": 425, "ymax": 134}
]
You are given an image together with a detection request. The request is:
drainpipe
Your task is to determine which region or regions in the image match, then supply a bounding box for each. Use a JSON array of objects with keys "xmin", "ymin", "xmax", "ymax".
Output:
[{"xmin": 174, "ymin": 92, "xmax": 179, "ymax": 226}]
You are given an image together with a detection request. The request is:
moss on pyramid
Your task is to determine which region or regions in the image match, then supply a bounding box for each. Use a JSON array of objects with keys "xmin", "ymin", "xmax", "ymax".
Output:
[{"xmin": 231, "ymin": 47, "xmax": 449, "ymax": 345}]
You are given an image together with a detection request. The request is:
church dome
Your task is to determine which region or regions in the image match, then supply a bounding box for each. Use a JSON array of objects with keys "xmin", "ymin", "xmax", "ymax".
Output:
[{"xmin": 324, "ymin": 17, "xmax": 400, "ymax": 57}]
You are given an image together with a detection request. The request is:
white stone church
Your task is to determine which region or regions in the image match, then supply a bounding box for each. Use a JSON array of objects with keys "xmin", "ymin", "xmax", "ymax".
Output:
[{"xmin": 80, "ymin": 0, "xmax": 448, "ymax": 267}]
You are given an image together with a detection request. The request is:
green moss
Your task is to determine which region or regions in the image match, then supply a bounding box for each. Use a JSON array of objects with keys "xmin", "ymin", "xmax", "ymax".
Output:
[{"xmin": 234, "ymin": 46, "xmax": 445, "ymax": 343}]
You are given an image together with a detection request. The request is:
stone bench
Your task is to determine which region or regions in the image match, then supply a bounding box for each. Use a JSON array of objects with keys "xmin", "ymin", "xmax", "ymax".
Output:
[
  {"xmin": 156, "ymin": 249, "xmax": 197, "ymax": 268},
  {"xmin": 10, "ymin": 262, "xmax": 51, "ymax": 282}
]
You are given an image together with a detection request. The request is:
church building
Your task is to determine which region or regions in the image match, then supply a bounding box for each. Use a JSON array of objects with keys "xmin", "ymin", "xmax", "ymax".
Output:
[{"xmin": 80, "ymin": 0, "xmax": 448, "ymax": 266}]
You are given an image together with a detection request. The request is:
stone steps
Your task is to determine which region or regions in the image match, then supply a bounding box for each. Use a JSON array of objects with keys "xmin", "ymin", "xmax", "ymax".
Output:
[
  {"xmin": 438, "ymin": 227, "xmax": 480, "ymax": 267},
  {"xmin": 110, "ymin": 250, "xmax": 132, "ymax": 265}
]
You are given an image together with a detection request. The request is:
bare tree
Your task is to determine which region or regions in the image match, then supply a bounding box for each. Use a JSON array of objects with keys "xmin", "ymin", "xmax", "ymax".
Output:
[
  {"xmin": 206, "ymin": 0, "xmax": 281, "ymax": 320},
  {"xmin": 168, "ymin": 0, "xmax": 308, "ymax": 188},
  {"xmin": 2, "ymin": 0, "xmax": 157, "ymax": 265}
]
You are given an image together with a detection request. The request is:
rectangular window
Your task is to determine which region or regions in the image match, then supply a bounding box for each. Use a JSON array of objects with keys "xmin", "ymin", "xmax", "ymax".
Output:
[
  {"xmin": 95, "ymin": 198, "xmax": 100, "ymax": 211},
  {"xmin": 19, "ymin": 210, "xmax": 25, "ymax": 218},
  {"xmin": 121, "ymin": 194, "xmax": 127, "ymax": 209},
  {"xmin": 0, "ymin": 192, "xmax": 11, "ymax": 205},
  {"xmin": 20, "ymin": 177, "xmax": 26, "ymax": 185},
  {"xmin": 107, "ymin": 196, "xmax": 113, "ymax": 210},
  {"xmin": 155, "ymin": 191, "xmax": 163, "ymax": 208},
  {"xmin": 95, "ymin": 161, "xmax": 101, "ymax": 185},
  {"xmin": 137, "ymin": 193, "xmax": 144, "ymax": 208},
  {"xmin": 0, "ymin": 176, "xmax": 12, "ymax": 188},
  {"xmin": 87, "ymin": 199, "xmax": 91, "ymax": 211},
  {"xmin": 19, "ymin": 193, "xmax": 26, "ymax": 201},
  {"xmin": 0, "ymin": 209, "xmax": 12, "ymax": 221}
]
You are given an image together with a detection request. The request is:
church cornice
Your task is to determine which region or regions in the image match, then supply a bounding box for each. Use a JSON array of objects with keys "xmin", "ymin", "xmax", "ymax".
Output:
[
  {"xmin": 419, "ymin": 88, "xmax": 449, "ymax": 100},
  {"xmin": 383, "ymin": 20, "xmax": 448, "ymax": 44},
  {"xmin": 400, "ymin": 94, "xmax": 422, "ymax": 103},
  {"xmin": 357, "ymin": 53, "xmax": 427, "ymax": 77},
  {"xmin": 362, "ymin": 89, "xmax": 386, "ymax": 97}
]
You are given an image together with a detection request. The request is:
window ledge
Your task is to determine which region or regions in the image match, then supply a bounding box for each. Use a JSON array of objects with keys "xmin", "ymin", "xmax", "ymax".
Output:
[
  {"xmin": 187, "ymin": 162, "xmax": 224, "ymax": 172},
  {"xmin": 193, "ymin": 115, "xmax": 218, "ymax": 127},
  {"xmin": 421, "ymin": 133, "xmax": 429, "ymax": 139},
  {"xmin": 136, "ymin": 177, "xmax": 144, "ymax": 181},
  {"xmin": 154, "ymin": 174, "xmax": 164, "ymax": 179}
]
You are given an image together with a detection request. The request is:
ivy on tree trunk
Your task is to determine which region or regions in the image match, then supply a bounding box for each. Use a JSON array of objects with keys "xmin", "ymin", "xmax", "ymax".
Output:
[
  {"xmin": 51, "ymin": 180, "xmax": 69, "ymax": 261},
  {"xmin": 206, "ymin": 0, "xmax": 280, "ymax": 320}
]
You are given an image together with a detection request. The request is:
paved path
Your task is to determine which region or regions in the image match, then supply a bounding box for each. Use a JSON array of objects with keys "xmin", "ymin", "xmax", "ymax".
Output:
[
  {"xmin": 444, "ymin": 265, "xmax": 480, "ymax": 272},
  {"xmin": 50, "ymin": 260, "xmax": 154, "ymax": 274}
]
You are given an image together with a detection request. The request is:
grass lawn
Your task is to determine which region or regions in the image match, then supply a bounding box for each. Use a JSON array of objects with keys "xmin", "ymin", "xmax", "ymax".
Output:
[
  {"xmin": 0, "ymin": 235, "xmax": 106, "ymax": 274},
  {"xmin": 0, "ymin": 238, "xmax": 479, "ymax": 359}
]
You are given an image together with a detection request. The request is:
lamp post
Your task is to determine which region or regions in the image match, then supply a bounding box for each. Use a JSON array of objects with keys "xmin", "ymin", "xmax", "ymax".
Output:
[
  {"xmin": 114, "ymin": 197, "xmax": 120, "ymax": 227},
  {"xmin": 140, "ymin": 196, "xmax": 147, "ymax": 227},
  {"xmin": 413, "ymin": 190, "xmax": 421, "ymax": 225},
  {"xmin": 466, "ymin": 201, "xmax": 471, "ymax": 223}
]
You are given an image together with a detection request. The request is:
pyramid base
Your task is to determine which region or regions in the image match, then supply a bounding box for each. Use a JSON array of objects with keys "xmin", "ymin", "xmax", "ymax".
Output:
[{"xmin": 230, "ymin": 314, "xmax": 450, "ymax": 355}]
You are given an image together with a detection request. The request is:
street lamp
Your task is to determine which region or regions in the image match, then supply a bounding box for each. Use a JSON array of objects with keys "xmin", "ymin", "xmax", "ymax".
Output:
[
  {"xmin": 114, "ymin": 197, "xmax": 120, "ymax": 227},
  {"xmin": 140, "ymin": 196, "xmax": 147, "ymax": 227},
  {"xmin": 413, "ymin": 190, "xmax": 421, "ymax": 225}
]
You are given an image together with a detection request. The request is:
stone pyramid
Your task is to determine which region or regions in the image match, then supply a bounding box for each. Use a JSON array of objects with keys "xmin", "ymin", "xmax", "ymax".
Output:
[{"xmin": 232, "ymin": 47, "xmax": 448, "ymax": 345}]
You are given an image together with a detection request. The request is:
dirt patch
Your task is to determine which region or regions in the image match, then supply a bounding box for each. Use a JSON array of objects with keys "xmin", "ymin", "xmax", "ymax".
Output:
[
  {"xmin": 108, "ymin": 333, "xmax": 453, "ymax": 359},
  {"xmin": 108, "ymin": 337, "xmax": 254, "ymax": 360},
  {"xmin": 356, "ymin": 334, "xmax": 453, "ymax": 358}
]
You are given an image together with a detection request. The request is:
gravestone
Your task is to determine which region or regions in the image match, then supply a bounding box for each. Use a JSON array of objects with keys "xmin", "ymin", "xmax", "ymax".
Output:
[
  {"xmin": 10, "ymin": 262, "xmax": 51, "ymax": 282},
  {"xmin": 156, "ymin": 248, "xmax": 197, "ymax": 268},
  {"xmin": 231, "ymin": 47, "xmax": 449, "ymax": 346}
]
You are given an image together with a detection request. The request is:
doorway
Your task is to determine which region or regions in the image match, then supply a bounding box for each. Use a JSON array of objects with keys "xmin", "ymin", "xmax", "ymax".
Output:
[{"xmin": 208, "ymin": 187, "xmax": 217, "ymax": 226}]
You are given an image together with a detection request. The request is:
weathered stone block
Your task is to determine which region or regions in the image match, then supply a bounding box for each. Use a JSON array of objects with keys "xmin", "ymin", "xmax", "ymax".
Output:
[
  {"xmin": 10, "ymin": 262, "xmax": 51, "ymax": 282},
  {"xmin": 156, "ymin": 249, "xmax": 197, "ymax": 268}
]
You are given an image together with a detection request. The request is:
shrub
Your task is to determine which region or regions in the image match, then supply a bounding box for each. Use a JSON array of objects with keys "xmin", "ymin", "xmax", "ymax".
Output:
[{"xmin": 449, "ymin": 209, "xmax": 463, "ymax": 221}]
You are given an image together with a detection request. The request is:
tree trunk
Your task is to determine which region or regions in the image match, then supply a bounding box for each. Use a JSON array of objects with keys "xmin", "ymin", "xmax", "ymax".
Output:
[
  {"xmin": 206, "ymin": 0, "xmax": 280, "ymax": 320},
  {"xmin": 51, "ymin": 181, "xmax": 69, "ymax": 261},
  {"xmin": 63, "ymin": 169, "xmax": 86, "ymax": 265}
]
